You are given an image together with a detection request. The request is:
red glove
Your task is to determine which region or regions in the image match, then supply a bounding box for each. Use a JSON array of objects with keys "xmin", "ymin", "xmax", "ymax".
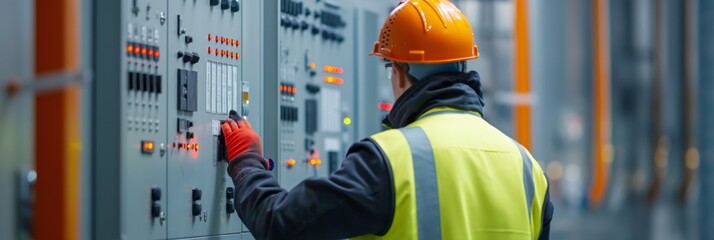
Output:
[{"xmin": 221, "ymin": 118, "xmax": 262, "ymax": 162}]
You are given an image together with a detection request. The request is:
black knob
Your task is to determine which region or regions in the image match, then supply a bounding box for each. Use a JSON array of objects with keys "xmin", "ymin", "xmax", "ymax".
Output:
[
  {"xmin": 281, "ymin": 16, "xmax": 289, "ymax": 27},
  {"xmin": 322, "ymin": 30, "xmax": 329, "ymax": 40},
  {"xmin": 301, "ymin": 21, "xmax": 309, "ymax": 31},
  {"xmin": 185, "ymin": 35, "xmax": 193, "ymax": 44},
  {"xmin": 151, "ymin": 202, "xmax": 161, "ymax": 218},
  {"xmin": 151, "ymin": 187, "xmax": 162, "ymax": 201},
  {"xmin": 230, "ymin": 0, "xmax": 240, "ymax": 12},
  {"xmin": 291, "ymin": 19, "xmax": 300, "ymax": 30},
  {"xmin": 182, "ymin": 52, "xmax": 193, "ymax": 63},
  {"xmin": 190, "ymin": 52, "xmax": 200, "ymax": 64},
  {"xmin": 226, "ymin": 202, "xmax": 235, "ymax": 214},
  {"xmin": 210, "ymin": 0, "xmax": 219, "ymax": 6},
  {"xmin": 221, "ymin": 0, "xmax": 230, "ymax": 10},
  {"xmin": 192, "ymin": 188, "xmax": 202, "ymax": 201},
  {"xmin": 177, "ymin": 51, "xmax": 184, "ymax": 59},
  {"xmin": 226, "ymin": 187, "xmax": 234, "ymax": 199},
  {"xmin": 311, "ymin": 25, "xmax": 320, "ymax": 35},
  {"xmin": 192, "ymin": 203, "xmax": 202, "ymax": 216}
]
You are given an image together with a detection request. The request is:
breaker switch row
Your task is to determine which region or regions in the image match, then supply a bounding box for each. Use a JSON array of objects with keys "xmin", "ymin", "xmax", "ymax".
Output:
[
  {"xmin": 178, "ymin": 51, "xmax": 200, "ymax": 65},
  {"xmin": 281, "ymin": 0, "xmax": 303, "ymax": 16},
  {"xmin": 280, "ymin": 106, "xmax": 298, "ymax": 122},
  {"xmin": 128, "ymin": 72, "xmax": 162, "ymax": 94}
]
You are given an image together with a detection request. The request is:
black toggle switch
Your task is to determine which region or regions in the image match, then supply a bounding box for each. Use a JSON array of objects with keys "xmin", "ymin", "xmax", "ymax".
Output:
[
  {"xmin": 226, "ymin": 187, "xmax": 234, "ymax": 199},
  {"xmin": 190, "ymin": 52, "xmax": 200, "ymax": 64},
  {"xmin": 192, "ymin": 202, "xmax": 202, "ymax": 216},
  {"xmin": 192, "ymin": 188, "xmax": 202, "ymax": 201},
  {"xmin": 221, "ymin": 0, "xmax": 230, "ymax": 10},
  {"xmin": 186, "ymin": 132, "xmax": 194, "ymax": 139},
  {"xmin": 151, "ymin": 187, "xmax": 162, "ymax": 201},
  {"xmin": 281, "ymin": 16, "xmax": 289, "ymax": 27},
  {"xmin": 155, "ymin": 75, "xmax": 162, "ymax": 94},
  {"xmin": 152, "ymin": 202, "xmax": 161, "ymax": 218},
  {"xmin": 312, "ymin": 25, "xmax": 320, "ymax": 35},
  {"xmin": 185, "ymin": 35, "xmax": 193, "ymax": 44},
  {"xmin": 301, "ymin": 21, "xmax": 309, "ymax": 31},
  {"xmin": 230, "ymin": 0, "xmax": 240, "ymax": 12},
  {"xmin": 306, "ymin": 83, "xmax": 321, "ymax": 94},
  {"xmin": 182, "ymin": 52, "xmax": 193, "ymax": 63},
  {"xmin": 226, "ymin": 202, "xmax": 235, "ymax": 214}
]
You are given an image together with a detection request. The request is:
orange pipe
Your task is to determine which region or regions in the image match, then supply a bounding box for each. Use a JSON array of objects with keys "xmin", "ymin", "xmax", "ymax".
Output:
[
  {"xmin": 589, "ymin": 0, "xmax": 611, "ymax": 208},
  {"xmin": 514, "ymin": 0, "xmax": 532, "ymax": 150},
  {"xmin": 34, "ymin": 0, "xmax": 80, "ymax": 239}
]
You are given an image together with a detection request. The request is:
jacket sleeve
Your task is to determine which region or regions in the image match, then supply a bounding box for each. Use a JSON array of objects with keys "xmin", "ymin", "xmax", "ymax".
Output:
[
  {"xmin": 538, "ymin": 185, "xmax": 554, "ymax": 240},
  {"xmin": 227, "ymin": 139, "xmax": 395, "ymax": 240}
]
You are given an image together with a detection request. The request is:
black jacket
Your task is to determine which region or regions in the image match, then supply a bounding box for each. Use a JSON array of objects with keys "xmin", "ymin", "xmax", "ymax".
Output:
[{"xmin": 228, "ymin": 71, "xmax": 554, "ymax": 240}]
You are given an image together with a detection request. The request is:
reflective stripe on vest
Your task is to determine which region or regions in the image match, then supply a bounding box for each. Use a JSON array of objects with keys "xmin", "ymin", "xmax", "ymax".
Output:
[
  {"xmin": 513, "ymin": 140, "xmax": 535, "ymax": 219},
  {"xmin": 400, "ymin": 127, "xmax": 442, "ymax": 239}
]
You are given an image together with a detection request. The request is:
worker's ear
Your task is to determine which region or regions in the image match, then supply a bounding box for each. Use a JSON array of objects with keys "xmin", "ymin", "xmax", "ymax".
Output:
[{"xmin": 392, "ymin": 62, "xmax": 410, "ymax": 89}]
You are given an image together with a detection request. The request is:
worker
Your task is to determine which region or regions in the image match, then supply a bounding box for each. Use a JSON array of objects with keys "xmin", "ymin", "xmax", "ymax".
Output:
[{"xmin": 221, "ymin": 0, "xmax": 553, "ymax": 239}]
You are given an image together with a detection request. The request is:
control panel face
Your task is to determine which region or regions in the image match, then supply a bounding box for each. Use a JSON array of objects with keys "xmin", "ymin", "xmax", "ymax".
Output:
[
  {"xmin": 165, "ymin": 0, "xmax": 244, "ymax": 238},
  {"xmin": 116, "ymin": 0, "xmax": 246, "ymax": 239},
  {"xmin": 275, "ymin": 0, "xmax": 356, "ymax": 189},
  {"xmin": 97, "ymin": 0, "xmax": 391, "ymax": 239}
]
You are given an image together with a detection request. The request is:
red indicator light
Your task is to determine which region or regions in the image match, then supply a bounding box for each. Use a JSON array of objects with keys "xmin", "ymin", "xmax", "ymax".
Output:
[
  {"xmin": 208, "ymin": 34, "xmax": 212, "ymax": 41},
  {"xmin": 172, "ymin": 143, "xmax": 177, "ymax": 148},
  {"xmin": 231, "ymin": 39, "xmax": 236, "ymax": 46},
  {"xmin": 235, "ymin": 53, "xmax": 240, "ymax": 59},
  {"xmin": 147, "ymin": 48, "xmax": 154, "ymax": 57},
  {"xmin": 215, "ymin": 49, "xmax": 220, "ymax": 56},
  {"xmin": 142, "ymin": 141, "xmax": 155, "ymax": 154},
  {"xmin": 221, "ymin": 37, "xmax": 226, "ymax": 44},
  {"xmin": 195, "ymin": 144, "xmax": 200, "ymax": 151},
  {"xmin": 287, "ymin": 159, "xmax": 296, "ymax": 167},
  {"xmin": 236, "ymin": 40, "xmax": 240, "ymax": 46},
  {"xmin": 378, "ymin": 102, "xmax": 393, "ymax": 111},
  {"xmin": 154, "ymin": 49, "xmax": 160, "ymax": 58},
  {"xmin": 291, "ymin": 87, "xmax": 296, "ymax": 94},
  {"xmin": 324, "ymin": 65, "xmax": 344, "ymax": 74},
  {"xmin": 141, "ymin": 47, "xmax": 147, "ymax": 56},
  {"xmin": 323, "ymin": 76, "xmax": 344, "ymax": 85},
  {"xmin": 207, "ymin": 47, "xmax": 212, "ymax": 54},
  {"xmin": 126, "ymin": 44, "xmax": 134, "ymax": 54},
  {"xmin": 133, "ymin": 46, "xmax": 140, "ymax": 55},
  {"xmin": 215, "ymin": 36, "xmax": 220, "ymax": 43}
]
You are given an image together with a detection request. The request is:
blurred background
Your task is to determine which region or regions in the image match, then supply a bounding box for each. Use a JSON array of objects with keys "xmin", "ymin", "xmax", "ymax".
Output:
[{"xmin": 1, "ymin": 0, "xmax": 713, "ymax": 239}]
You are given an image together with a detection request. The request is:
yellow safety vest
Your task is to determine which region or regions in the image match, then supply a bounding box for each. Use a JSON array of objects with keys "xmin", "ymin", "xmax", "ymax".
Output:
[{"xmin": 353, "ymin": 107, "xmax": 549, "ymax": 240}]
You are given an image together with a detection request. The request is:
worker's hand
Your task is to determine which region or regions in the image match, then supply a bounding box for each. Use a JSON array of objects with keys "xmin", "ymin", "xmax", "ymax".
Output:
[{"xmin": 221, "ymin": 117, "xmax": 262, "ymax": 162}]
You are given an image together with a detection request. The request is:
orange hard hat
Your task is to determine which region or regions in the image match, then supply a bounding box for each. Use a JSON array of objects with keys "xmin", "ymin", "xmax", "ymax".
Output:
[{"xmin": 370, "ymin": 0, "xmax": 479, "ymax": 63}]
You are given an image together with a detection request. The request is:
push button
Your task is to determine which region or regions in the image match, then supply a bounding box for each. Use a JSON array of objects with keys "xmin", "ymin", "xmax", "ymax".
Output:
[
  {"xmin": 192, "ymin": 188, "xmax": 202, "ymax": 201},
  {"xmin": 192, "ymin": 202, "xmax": 202, "ymax": 216},
  {"xmin": 151, "ymin": 187, "xmax": 162, "ymax": 201}
]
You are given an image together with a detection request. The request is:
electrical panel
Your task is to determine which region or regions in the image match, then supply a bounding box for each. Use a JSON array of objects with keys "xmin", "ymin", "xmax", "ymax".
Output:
[
  {"xmin": 93, "ymin": 0, "xmax": 251, "ymax": 239},
  {"xmin": 92, "ymin": 0, "xmax": 391, "ymax": 239},
  {"xmin": 273, "ymin": 0, "xmax": 357, "ymax": 189}
]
